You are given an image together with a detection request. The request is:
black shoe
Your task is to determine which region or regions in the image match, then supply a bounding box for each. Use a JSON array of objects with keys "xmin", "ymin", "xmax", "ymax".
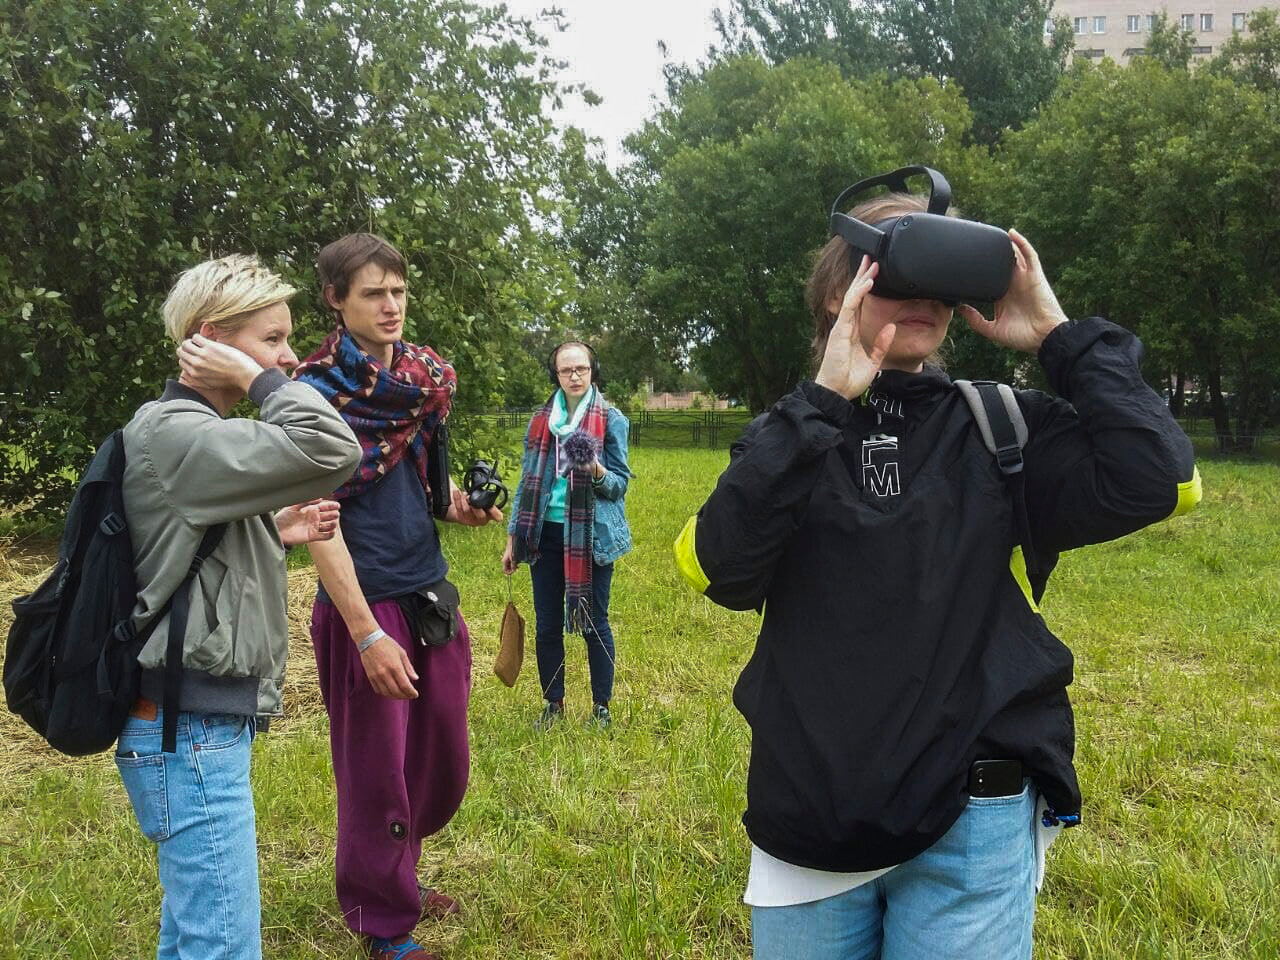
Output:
[{"xmin": 590, "ymin": 702, "xmax": 612, "ymax": 728}]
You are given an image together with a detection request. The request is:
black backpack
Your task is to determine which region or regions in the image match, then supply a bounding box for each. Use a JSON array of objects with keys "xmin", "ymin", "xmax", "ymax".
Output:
[{"xmin": 3, "ymin": 429, "xmax": 225, "ymax": 756}]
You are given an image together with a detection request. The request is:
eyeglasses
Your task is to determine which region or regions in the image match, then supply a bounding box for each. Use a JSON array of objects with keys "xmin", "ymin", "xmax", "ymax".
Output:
[{"xmin": 557, "ymin": 365, "xmax": 591, "ymax": 380}]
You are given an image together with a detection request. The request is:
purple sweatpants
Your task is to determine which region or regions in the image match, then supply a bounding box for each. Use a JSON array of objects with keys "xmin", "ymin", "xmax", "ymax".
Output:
[{"xmin": 310, "ymin": 598, "xmax": 472, "ymax": 939}]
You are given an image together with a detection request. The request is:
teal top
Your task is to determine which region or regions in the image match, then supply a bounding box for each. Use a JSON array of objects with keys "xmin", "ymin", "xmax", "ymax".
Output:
[{"xmin": 545, "ymin": 385, "xmax": 595, "ymax": 523}]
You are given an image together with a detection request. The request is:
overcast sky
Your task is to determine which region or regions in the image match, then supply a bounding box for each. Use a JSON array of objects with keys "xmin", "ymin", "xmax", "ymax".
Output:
[{"xmin": 481, "ymin": 0, "xmax": 728, "ymax": 166}]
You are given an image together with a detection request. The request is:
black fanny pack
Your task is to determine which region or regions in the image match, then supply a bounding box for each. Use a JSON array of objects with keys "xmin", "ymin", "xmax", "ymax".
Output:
[{"xmin": 396, "ymin": 579, "xmax": 460, "ymax": 648}]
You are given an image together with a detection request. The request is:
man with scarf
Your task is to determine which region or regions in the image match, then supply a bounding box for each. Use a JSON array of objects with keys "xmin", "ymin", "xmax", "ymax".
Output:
[{"xmin": 295, "ymin": 233, "xmax": 501, "ymax": 960}]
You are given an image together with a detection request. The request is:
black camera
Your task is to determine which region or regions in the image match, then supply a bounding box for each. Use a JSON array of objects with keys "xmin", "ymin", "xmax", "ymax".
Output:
[{"xmin": 829, "ymin": 165, "xmax": 1014, "ymax": 305}]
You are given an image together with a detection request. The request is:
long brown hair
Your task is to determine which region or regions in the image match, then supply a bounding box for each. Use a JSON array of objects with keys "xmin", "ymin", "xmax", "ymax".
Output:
[{"xmin": 807, "ymin": 192, "xmax": 956, "ymax": 369}]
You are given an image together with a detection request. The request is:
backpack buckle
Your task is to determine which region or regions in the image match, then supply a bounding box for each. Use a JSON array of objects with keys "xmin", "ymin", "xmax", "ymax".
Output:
[
  {"xmin": 994, "ymin": 443, "xmax": 1024, "ymax": 475},
  {"xmin": 99, "ymin": 512, "xmax": 126, "ymax": 536}
]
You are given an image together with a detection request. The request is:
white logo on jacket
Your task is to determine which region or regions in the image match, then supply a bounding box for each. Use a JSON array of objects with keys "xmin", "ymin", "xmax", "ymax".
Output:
[
  {"xmin": 868, "ymin": 395, "xmax": 904, "ymax": 420},
  {"xmin": 861, "ymin": 435, "xmax": 901, "ymax": 498}
]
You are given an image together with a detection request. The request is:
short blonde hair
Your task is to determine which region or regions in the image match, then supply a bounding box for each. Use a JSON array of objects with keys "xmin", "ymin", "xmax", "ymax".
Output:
[{"xmin": 162, "ymin": 254, "xmax": 296, "ymax": 344}]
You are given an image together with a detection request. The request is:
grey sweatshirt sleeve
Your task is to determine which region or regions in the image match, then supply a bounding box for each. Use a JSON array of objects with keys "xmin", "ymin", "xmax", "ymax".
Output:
[{"xmin": 142, "ymin": 375, "xmax": 362, "ymax": 526}]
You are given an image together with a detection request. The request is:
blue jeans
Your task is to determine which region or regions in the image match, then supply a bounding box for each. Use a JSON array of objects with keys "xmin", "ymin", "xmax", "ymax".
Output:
[
  {"xmin": 530, "ymin": 521, "xmax": 616, "ymax": 704},
  {"xmin": 751, "ymin": 782, "xmax": 1036, "ymax": 960},
  {"xmin": 115, "ymin": 709, "xmax": 261, "ymax": 960}
]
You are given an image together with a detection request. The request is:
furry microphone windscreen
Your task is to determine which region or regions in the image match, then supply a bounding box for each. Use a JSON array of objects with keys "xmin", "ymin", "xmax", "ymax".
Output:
[{"xmin": 561, "ymin": 429, "xmax": 602, "ymax": 468}]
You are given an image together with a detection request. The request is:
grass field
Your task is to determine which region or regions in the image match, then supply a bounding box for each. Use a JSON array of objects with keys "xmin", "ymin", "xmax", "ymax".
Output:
[{"xmin": 0, "ymin": 448, "xmax": 1276, "ymax": 959}]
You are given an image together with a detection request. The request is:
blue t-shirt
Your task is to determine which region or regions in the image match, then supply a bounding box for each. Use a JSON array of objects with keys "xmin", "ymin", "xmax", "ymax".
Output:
[{"xmin": 317, "ymin": 458, "xmax": 448, "ymax": 603}]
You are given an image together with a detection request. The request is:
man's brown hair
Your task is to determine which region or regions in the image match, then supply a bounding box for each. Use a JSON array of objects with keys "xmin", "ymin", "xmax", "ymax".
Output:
[{"xmin": 317, "ymin": 233, "xmax": 408, "ymax": 318}]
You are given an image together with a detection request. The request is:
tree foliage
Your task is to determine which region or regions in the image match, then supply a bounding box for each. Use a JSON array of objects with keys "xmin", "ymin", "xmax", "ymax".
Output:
[
  {"xmin": 709, "ymin": 0, "xmax": 882, "ymax": 80},
  {"xmin": 1207, "ymin": 7, "xmax": 1280, "ymax": 95},
  {"xmin": 710, "ymin": 0, "xmax": 1072, "ymax": 145},
  {"xmin": 986, "ymin": 53, "xmax": 1280, "ymax": 450},
  {"xmin": 604, "ymin": 56, "xmax": 980, "ymax": 413},
  {"xmin": 1142, "ymin": 11, "xmax": 1195, "ymax": 70},
  {"xmin": 0, "ymin": 0, "xmax": 575, "ymax": 512}
]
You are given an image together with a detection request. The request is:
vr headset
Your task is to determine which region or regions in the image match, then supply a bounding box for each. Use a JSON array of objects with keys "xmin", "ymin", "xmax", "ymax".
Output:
[{"xmin": 828, "ymin": 165, "xmax": 1014, "ymax": 306}]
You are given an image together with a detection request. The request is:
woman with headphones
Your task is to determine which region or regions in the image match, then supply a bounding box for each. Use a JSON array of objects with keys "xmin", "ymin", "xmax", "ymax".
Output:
[{"xmin": 502, "ymin": 341, "xmax": 633, "ymax": 728}]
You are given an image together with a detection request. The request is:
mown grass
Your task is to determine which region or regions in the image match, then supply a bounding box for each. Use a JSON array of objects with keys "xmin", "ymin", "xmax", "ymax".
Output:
[{"xmin": 0, "ymin": 450, "xmax": 1276, "ymax": 959}]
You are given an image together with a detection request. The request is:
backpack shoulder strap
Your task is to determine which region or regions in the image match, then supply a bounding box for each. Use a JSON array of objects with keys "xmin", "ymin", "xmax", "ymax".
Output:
[
  {"xmin": 953, "ymin": 380, "xmax": 1042, "ymax": 598},
  {"xmin": 160, "ymin": 522, "xmax": 228, "ymax": 753},
  {"xmin": 953, "ymin": 380, "xmax": 1027, "ymax": 473}
]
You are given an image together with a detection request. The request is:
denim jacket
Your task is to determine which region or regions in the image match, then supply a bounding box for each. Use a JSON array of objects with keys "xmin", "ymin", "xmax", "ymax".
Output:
[{"xmin": 509, "ymin": 402, "xmax": 633, "ymax": 565}]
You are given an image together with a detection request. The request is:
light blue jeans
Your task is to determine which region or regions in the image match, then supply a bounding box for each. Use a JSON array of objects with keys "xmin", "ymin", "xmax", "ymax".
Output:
[
  {"xmin": 752, "ymin": 782, "xmax": 1036, "ymax": 960},
  {"xmin": 115, "ymin": 710, "xmax": 261, "ymax": 960}
]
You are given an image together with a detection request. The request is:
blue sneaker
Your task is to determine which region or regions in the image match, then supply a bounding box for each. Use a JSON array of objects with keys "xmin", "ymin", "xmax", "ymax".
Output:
[{"xmin": 367, "ymin": 935, "xmax": 438, "ymax": 960}]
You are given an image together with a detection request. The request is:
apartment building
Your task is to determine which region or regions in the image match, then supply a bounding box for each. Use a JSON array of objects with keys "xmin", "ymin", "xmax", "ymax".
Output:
[{"xmin": 1049, "ymin": 2, "xmax": 1280, "ymax": 62}]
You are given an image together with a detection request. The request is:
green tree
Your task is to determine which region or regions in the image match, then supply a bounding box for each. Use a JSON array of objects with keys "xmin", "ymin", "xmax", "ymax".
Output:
[
  {"xmin": 0, "ymin": 0, "xmax": 576, "ymax": 513},
  {"xmin": 613, "ymin": 56, "xmax": 980, "ymax": 412},
  {"xmin": 709, "ymin": 0, "xmax": 884, "ymax": 79},
  {"xmin": 1142, "ymin": 11, "xmax": 1195, "ymax": 69},
  {"xmin": 710, "ymin": 0, "xmax": 1073, "ymax": 145},
  {"xmin": 986, "ymin": 56, "xmax": 1280, "ymax": 451},
  {"xmin": 556, "ymin": 132, "xmax": 686, "ymax": 403},
  {"xmin": 1208, "ymin": 8, "xmax": 1280, "ymax": 96}
]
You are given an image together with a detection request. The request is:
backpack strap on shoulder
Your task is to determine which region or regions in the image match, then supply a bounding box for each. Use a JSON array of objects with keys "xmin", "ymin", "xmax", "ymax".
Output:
[
  {"xmin": 953, "ymin": 380, "xmax": 1040, "ymax": 593},
  {"xmin": 161, "ymin": 522, "xmax": 229, "ymax": 753},
  {"xmin": 954, "ymin": 380, "xmax": 1026, "ymax": 473}
]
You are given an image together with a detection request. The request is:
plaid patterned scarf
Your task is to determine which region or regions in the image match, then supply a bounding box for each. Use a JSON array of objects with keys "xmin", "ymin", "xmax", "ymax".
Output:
[
  {"xmin": 293, "ymin": 327, "xmax": 455, "ymax": 500},
  {"xmin": 512, "ymin": 389, "xmax": 608, "ymax": 632}
]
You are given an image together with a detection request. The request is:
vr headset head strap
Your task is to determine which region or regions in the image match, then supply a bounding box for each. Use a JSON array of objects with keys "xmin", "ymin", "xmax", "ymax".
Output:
[{"xmin": 828, "ymin": 165, "xmax": 952, "ymax": 243}]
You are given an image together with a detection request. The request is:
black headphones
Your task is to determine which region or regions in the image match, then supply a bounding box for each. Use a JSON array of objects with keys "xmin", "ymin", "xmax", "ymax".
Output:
[
  {"xmin": 547, "ymin": 340, "xmax": 602, "ymax": 388},
  {"xmin": 829, "ymin": 165, "xmax": 1014, "ymax": 305}
]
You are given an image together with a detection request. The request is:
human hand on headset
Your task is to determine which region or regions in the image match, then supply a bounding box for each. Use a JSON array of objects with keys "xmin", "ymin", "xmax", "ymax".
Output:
[
  {"xmin": 958, "ymin": 229, "xmax": 1068, "ymax": 354},
  {"xmin": 815, "ymin": 256, "xmax": 897, "ymax": 401},
  {"xmin": 445, "ymin": 483, "xmax": 502, "ymax": 526}
]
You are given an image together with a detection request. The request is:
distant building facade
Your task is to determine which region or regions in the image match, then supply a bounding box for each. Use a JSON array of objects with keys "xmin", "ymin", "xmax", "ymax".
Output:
[
  {"xmin": 641, "ymin": 380, "xmax": 730, "ymax": 410},
  {"xmin": 1049, "ymin": 2, "xmax": 1280, "ymax": 63}
]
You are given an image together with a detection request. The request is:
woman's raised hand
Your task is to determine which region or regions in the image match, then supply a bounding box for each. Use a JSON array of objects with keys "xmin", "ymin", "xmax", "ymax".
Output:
[
  {"xmin": 957, "ymin": 229, "xmax": 1068, "ymax": 354},
  {"xmin": 815, "ymin": 256, "xmax": 896, "ymax": 400},
  {"xmin": 177, "ymin": 333, "xmax": 263, "ymax": 392}
]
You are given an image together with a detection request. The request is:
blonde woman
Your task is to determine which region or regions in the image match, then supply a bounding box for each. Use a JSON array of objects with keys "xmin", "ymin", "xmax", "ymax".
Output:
[{"xmin": 117, "ymin": 254, "xmax": 360, "ymax": 960}]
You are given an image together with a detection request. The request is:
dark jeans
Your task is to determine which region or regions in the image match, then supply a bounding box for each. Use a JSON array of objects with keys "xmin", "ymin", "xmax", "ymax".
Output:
[{"xmin": 530, "ymin": 521, "xmax": 616, "ymax": 705}]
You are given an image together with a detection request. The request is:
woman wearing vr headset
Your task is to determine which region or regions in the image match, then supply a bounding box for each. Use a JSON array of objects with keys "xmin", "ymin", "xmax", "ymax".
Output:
[
  {"xmin": 675, "ymin": 170, "xmax": 1200, "ymax": 958},
  {"xmin": 502, "ymin": 341, "xmax": 633, "ymax": 729}
]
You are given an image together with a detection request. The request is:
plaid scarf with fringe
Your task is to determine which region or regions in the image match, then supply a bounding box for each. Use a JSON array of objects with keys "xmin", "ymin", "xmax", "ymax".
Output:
[
  {"xmin": 293, "ymin": 327, "xmax": 455, "ymax": 500},
  {"xmin": 512, "ymin": 389, "xmax": 607, "ymax": 632}
]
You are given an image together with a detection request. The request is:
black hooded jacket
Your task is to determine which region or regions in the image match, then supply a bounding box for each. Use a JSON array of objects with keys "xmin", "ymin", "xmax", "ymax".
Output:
[{"xmin": 674, "ymin": 317, "xmax": 1200, "ymax": 872}]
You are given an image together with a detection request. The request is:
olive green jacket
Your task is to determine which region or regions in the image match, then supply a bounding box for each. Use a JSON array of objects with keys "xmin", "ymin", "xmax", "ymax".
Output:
[{"xmin": 122, "ymin": 371, "xmax": 360, "ymax": 717}]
